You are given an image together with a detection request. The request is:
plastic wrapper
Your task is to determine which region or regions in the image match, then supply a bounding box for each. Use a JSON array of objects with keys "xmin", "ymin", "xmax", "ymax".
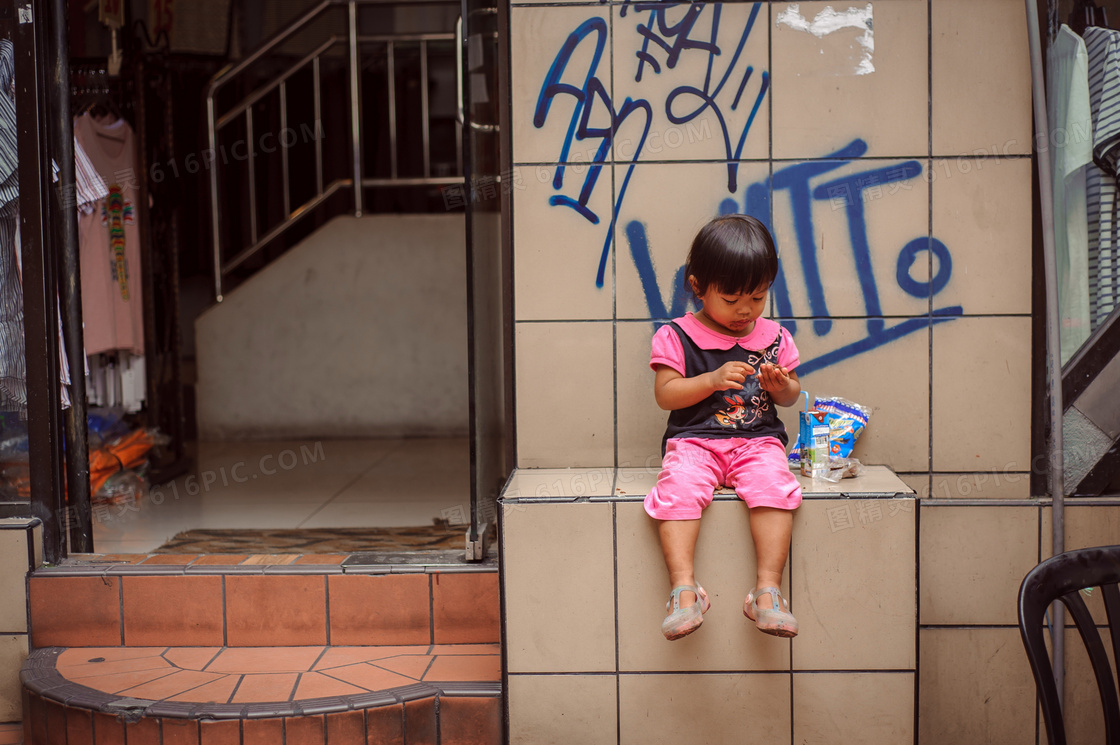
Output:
[
  {"xmin": 789, "ymin": 395, "xmax": 871, "ymax": 465},
  {"xmin": 90, "ymin": 427, "xmax": 169, "ymax": 495},
  {"xmin": 94, "ymin": 469, "xmax": 148, "ymax": 507},
  {"xmin": 822, "ymin": 457, "xmax": 863, "ymax": 483}
]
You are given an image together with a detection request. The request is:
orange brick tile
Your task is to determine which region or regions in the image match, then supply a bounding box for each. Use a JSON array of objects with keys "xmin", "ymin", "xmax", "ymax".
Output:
[
  {"xmin": 293, "ymin": 554, "xmax": 348, "ymax": 565},
  {"xmin": 44, "ymin": 699, "xmax": 66, "ymax": 745},
  {"xmin": 91, "ymin": 711, "xmax": 125, "ymax": 745},
  {"xmin": 29, "ymin": 576, "xmax": 121, "ymax": 647},
  {"xmin": 119, "ymin": 670, "xmax": 227, "ymax": 701},
  {"xmin": 291, "ymin": 672, "xmax": 365, "ymax": 699},
  {"xmin": 230, "ymin": 673, "xmax": 299, "ymax": 703},
  {"xmin": 25, "ymin": 692, "xmax": 44, "ymax": 745},
  {"xmin": 78, "ymin": 669, "xmax": 180, "ymax": 696},
  {"xmin": 191, "ymin": 554, "xmax": 250, "ymax": 565},
  {"xmin": 139, "ymin": 554, "xmax": 198, "ymax": 565},
  {"xmin": 240, "ymin": 554, "xmax": 299, "ymax": 565},
  {"xmin": 199, "ymin": 720, "xmax": 239, "ymax": 745},
  {"xmin": 405, "ymin": 698, "xmax": 437, "ymax": 745},
  {"xmin": 314, "ymin": 646, "xmax": 428, "ymax": 670},
  {"xmin": 225, "ymin": 575, "xmax": 327, "ymax": 646},
  {"xmin": 242, "ymin": 718, "xmax": 283, "ymax": 745},
  {"xmin": 123, "ymin": 718, "xmax": 159, "ymax": 745},
  {"xmin": 423, "ymin": 655, "xmax": 500, "ymax": 683},
  {"xmin": 365, "ymin": 704, "xmax": 404, "ymax": 745},
  {"xmin": 58, "ymin": 650, "xmax": 170, "ymax": 680},
  {"xmin": 163, "ymin": 647, "xmax": 222, "ymax": 671},
  {"xmin": 0, "ymin": 723, "xmax": 22, "ymax": 745},
  {"xmin": 428, "ymin": 644, "xmax": 499, "ymax": 656},
  {"xmin": 328, "ymin": 574, "xmax": 431, "ymax": 645},
  {"xmin": 438, "ymin": 697, "xmax": 502, "ymax": 745},
  {"xmin": 283, "ymin": 715, "xmax": 325, "ymax": 745},
  {"xmin": 373, "ymin": 655, "xmax": 432, "ymax": 680},
  {"xmin": 161, "ymin": 718, "xmax": 199, "ymax": 745},
  {"xmin": 431, "ymin": 573, "xmax": 499, "ymax": 644},
  {"xmin": 206, "ymin": 647, "xmax": 323, "ymax": 674},
  {"xmin": 58, "ymin": 648, "xmax": 164, "ymax": 666},
  {"xmin": 122, "ymin": 576, "xmax": 224, "ymax": 646},
  {"xmin": 64, "ymin": 707, "xmax": 93, "ymax": 745},
  {"xmin": 325, "ymin": 710, "xmax": 365, "ymax": 745},
  {"xmin": 325, "ymin": 663, "xmax": 416, "ymax": 692},
  {"xmin": 167, "ymin": 675, "xmax": 240, "ymax": 704}
]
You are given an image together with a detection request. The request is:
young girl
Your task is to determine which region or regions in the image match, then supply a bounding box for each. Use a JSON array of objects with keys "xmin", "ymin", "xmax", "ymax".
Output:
[{"xmin": 646, "ymin": 214, "xmax": 802, "ymax": 641}]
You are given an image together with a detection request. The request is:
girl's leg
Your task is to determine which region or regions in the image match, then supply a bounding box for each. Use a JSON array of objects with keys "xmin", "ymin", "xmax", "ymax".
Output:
[
  {"xmin": 658, "ymin": 518, "xmax": 702, "ymax": 607},
  {"xmin": 748, "ymin": 506, "xmax": 793, "ymax": 592}
]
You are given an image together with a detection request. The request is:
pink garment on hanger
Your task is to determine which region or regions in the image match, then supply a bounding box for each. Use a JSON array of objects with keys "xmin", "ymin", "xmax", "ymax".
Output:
[{"xmin": 74, "ymin": 112, "xmax": 144, "ymax": 356}]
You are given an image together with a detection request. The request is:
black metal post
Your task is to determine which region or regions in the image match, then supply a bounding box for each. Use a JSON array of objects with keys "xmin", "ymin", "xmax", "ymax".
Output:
[
  {"xmin": 16, "ymin": 0, "xmax": 67, "ymax": 563},
  {"xmin": 47, "ymin": 0, "xmax": 92, "ymax": 553}
]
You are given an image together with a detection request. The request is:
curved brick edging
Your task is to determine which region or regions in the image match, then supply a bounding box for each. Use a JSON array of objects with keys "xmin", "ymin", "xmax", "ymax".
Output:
[{"xmin": 21, "ymin": 648, "xmax": 500, "ymax": 720}]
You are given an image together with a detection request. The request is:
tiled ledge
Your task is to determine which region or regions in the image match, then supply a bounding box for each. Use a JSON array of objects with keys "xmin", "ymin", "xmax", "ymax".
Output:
[
  {"xmin": 502, "ymin": 463, "xmax": 915, "ymax": 502},
  {"xmin": 43, "ymin": 551, "xmax": 497, "ymax": 575}
]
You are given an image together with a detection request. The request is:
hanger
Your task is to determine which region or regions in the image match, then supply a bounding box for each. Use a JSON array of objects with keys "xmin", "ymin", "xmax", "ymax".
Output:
[{"xmin": 1070, "ymin": 0, "xmax": 1110, "ymax": 35}]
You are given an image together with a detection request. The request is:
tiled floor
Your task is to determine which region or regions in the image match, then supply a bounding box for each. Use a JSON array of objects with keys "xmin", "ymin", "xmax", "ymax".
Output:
[
  {"xmin": 53, "ymin": 645, "xmax": 500, "ymax": 703},
  {"xmin": 92, "ymin": 438, "xmax": 471, "ymax": 554}
]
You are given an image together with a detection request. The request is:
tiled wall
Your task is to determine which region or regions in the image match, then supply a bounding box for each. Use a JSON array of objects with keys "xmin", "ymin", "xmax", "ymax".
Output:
[
  {"xmin": 509, "ymin": 0, "xmax": 1033, "ymax": 482},
  {"xmin": 0, "ymin": 519, "xmax": 41, "ymax": 722},
  {"xmin": 501, "ymin": 474, "xmax": 1120, "ymax": 744}
]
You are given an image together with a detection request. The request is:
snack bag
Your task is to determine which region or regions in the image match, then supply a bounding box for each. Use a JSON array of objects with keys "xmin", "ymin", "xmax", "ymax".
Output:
[{"xmin": 789, "ymin": 395, "xmax": 871, "ymax": 468}]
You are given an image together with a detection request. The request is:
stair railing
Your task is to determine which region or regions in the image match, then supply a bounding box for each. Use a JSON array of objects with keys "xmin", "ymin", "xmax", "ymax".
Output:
[{"xmin": 206, "ymin": 0, "xmax": 461, "ymax": 302}]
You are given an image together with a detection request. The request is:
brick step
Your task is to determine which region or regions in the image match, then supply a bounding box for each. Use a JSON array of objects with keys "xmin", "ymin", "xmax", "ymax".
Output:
[
  {"xmin": 21, "ymin": 643, "xmax": 500, "ymax": 745},
  {"xmin": 21, "ymin": 555, "xmax": 502, "ymax": 744}
]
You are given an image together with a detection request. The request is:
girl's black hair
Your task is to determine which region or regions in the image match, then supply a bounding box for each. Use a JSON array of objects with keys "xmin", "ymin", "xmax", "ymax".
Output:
[{"xmin": 684, "ymin": 214, "xmax": 778, "ymax": 297}]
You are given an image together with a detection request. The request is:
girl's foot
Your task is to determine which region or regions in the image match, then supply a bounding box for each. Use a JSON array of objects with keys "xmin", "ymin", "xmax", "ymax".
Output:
[
  {"xmin": 662, "ymin": 584, "xmax": 711, "ymax": 641},
  {"xmin": 744, "ymin": 586, "xmax": 798, "ymax": 638}
]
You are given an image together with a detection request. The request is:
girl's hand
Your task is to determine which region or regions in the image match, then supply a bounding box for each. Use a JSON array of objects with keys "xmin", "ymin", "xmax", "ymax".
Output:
[
  {"xmin": 707, "ymin": 361, "xmax": 755, "ymax": 391},
  {"xmin": 758, "ymin": 363, "xmax": 792, "ymax": 393}
]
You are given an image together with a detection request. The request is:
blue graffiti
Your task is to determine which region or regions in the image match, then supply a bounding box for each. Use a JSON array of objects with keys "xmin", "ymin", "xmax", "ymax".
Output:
[
  {"xmin": 624, "ymin": 139, "xmax": 963, "ymax": 376},
  {"xmin": 533, "ymin": 3, "xmax": 767, "ymax": 287}
]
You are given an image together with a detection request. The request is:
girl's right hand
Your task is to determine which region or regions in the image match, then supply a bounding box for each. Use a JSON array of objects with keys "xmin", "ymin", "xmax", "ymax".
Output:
[{"xmin": 708, "ymin": 361, "xmax": 755, "ymax": 391}]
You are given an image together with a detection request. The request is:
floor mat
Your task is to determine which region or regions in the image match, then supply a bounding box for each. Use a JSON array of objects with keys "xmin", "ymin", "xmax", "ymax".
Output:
[{"xmin": 154, "ymin": 524, "xmax": 466, "ymax": 554}]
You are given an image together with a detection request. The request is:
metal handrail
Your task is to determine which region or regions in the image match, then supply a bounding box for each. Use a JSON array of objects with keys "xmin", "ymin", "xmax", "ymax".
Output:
[{"xmin": 206, "ymin": 0, "xmax": 461, "ymax": 302}]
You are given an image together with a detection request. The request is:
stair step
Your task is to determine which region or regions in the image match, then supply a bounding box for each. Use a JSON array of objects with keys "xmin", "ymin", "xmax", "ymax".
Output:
[{"xmin": 21, "ymin": 644, "xmax": 500, "ymax": 745}]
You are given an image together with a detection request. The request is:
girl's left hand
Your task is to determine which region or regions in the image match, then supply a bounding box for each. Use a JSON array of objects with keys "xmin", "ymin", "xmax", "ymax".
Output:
[{"xmin": 758, "ymin": 363, "xmax": 791, "ymax": 393}]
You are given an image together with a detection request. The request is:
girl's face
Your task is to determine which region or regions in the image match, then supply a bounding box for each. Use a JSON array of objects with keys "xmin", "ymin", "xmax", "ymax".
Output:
[{"xmin": 689, "ymin": 277, "xmax": 769, "ymax": 337}]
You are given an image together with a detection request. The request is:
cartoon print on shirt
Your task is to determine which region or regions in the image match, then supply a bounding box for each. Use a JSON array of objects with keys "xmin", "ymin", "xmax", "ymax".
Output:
[
  {"xmin": 101, "ymin": 185, "xmax": 135, "ymax": 300},
  {"xmin": 715, "ymin": 393, "xmax": 748, "ymax": 429}
]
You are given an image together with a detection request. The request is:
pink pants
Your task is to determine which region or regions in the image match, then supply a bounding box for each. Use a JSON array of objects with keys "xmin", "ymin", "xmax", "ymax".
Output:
[{"xmin": 644, "ymin": 437, "xmax": 802, "ymax": 520}]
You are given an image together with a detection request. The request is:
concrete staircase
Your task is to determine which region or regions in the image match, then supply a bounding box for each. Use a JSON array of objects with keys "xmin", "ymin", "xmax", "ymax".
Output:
[{"xmin": 19, "ymin": 553, "xmax": 500, "ymax": 745}]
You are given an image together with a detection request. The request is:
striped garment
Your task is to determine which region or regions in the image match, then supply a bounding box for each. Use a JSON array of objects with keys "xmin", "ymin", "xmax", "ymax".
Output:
[{"xmin": 1084, "ymin": 26, "xmax": 1120, "ymax": 330}]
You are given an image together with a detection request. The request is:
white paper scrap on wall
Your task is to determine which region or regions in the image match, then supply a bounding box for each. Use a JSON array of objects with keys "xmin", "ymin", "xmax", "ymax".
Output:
[{"xmin": 776, "ymin": 3, "xmax": 875, "ymax": 75}]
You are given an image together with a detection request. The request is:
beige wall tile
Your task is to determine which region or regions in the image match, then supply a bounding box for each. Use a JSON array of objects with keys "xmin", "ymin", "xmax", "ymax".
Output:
[
  {"xmin": 507, "ymin": 674, "xmax": 617, "ymax": 745},
  {"xmin": 616, "ymin": 501, "xmax": 790, "ymax": 672},
  {"xmin": 931, "ymin": 158, "xmax": 1033, "ymax": 315},
  {"xmin": 931, "ymin": 317, "xmax": 1032, "ymax": 472},
  {"xmin": 0, "ymin": 528, "xmax": 28, "ymax": 633},
  {"xmin": 619, "ymin": 673, "xmax": 790, "ymax": 744},
  {"xmin": 504, "ymin": 468, "xmax": 616, "ymax": 500},
  {"xmin": 794, "ymin": 672, "xmax": 914, "ymax": 744},
  {"xmin": 931, "ymin": 0, "xmax": 1032, "ymax": 156},
  {"xmin": 0, "ymin": 634, "xmax": 27, "ymax": 722},
  {"xmin": 516, "ymin": 322, "xmax": 615, "ymax": 468},
  {"xmin": 612, "ymin": 4, "xmax": 769, "ymax": 163},
  {"xmin": 898, "ymin": 473, "xmax": 930, "ymax": 499},
  {"xmin": 791, "ymin": 499, "xmax": 916, "ymax": 670},
  {"xmin": 778, "ymin": 317, "xmax": 930, "ymax": 471},
  {"xmin": 771, "ymin": 159, "xmax": 931, "ymax": 319},
  {"xmin": 773, "ymin": 1, "xmax": 928, "ymax": 159},
  {"xmin": 617, "ymin": 322, "xmax": 667, "ymax": 467},
  {"xmin": 918, "ymin": 628, "xmax": 1037, "ymax": 745},
  {"xmin": 1061, "ymin": 626, "xmax": 1115, "ymax": 745},
  {"xmin": 920, "ymin": 505, "xmax": 1039, "ymax": 625},
  {"xmin": 1041, "ymin": 505, "xmax": 1120, "ymax": 626},
  {"xmin": 503, "ymin": 502, "xmax": 616, "ymax": 672},
  {"xmin": 927, "ymin": 472, "xmax": 1032, "ymax": 501},
  {"xmin": 614, "ymin": 162, "xmax": 771, "ymax": 320},
  {"xmin": 614, "ymin": 467, "xmax": 660, "ymax": 498},
  {"xmin": 511, "ymin": 6, "xmax": 612, "ymax": 164},
  {"xmin": 514, "ymin": 167, "xmax": 614, "ymax": 321}
]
